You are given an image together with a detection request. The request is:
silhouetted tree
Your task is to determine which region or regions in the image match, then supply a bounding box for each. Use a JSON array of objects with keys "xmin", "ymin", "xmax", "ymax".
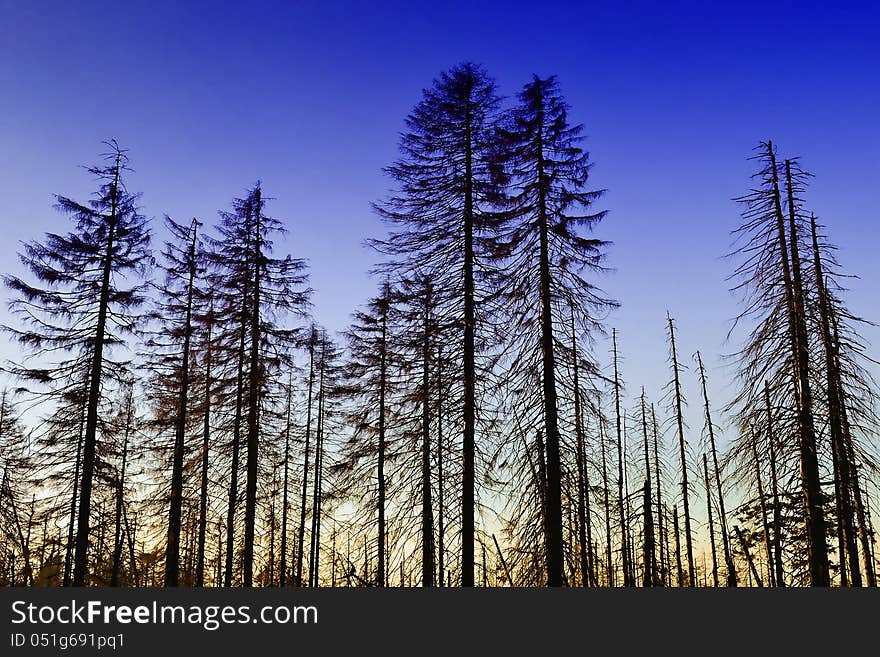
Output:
[
  {"xmin": 4, "ymin": 141, "xmax": 151, "ymax": 586},
  {"xmin": 207, "ymin": 184, "xmax": 310, "ymax": 586},
  {"xmin": 373, "ymin": 63, "xmax": 503, "ymax": 586},
  {"xmin": 665, "ymin": 314, "xmax": 695, "ymax": 586},
  {"xmin": 492, "ymin": 75, "xmax": 612, "ymax": 586}
]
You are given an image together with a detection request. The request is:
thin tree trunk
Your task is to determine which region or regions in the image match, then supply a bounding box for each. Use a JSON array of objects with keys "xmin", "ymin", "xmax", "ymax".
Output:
[
  {"xmin": 110, "ymin": 391, "xmax": 132, "ymax": 586},
  {"xmin": 809, "ymin": 215, "xmax": 860, "ymax": 586},
  {"xmin": 492, "ymin": 534, "xmax": 514, "ymax": 587},
  {"xmin": 536, "ymin": 430, "xmax": 548, "ymax": 575},
  {"xmin": 196, "ymin": 298, "xmax": 213, "ymax": 587},
  {"xmin": 461, "ymin": 88, "xmax": 476, "ymax": 589},
  {"xmin": 735, "ymin": 525, "xmax": 763, "ymax": 587},
  {"xmin": 216, "ymin": 519, "xmax": 223, "ymax": 587},
  {"xmin": 64, "ymin": 374, "xmax": 88, "ymax": 587},
  {"xmin": 279, "ymin": 371, "xmax": 292, "ymax": 587},
  {"xmin": 600, "ymin": 417, "xmax": 613, "ymax": 586},
  {"xmin": 667, "ymin": 314, "xmax": 695, "ymax": 586},
  {"xmin": 224, "ymin": 222, "xmax": 252, "ymax": 587},
  {"xmin": 640, "ymin": 391, "xmax": 656, "ymax": 586},
  {"xmin": 702, "ymin": 454, "xmax": 719, "ymax": 587},
  {"xmin": 242, "ymin": 189, "xmax": 262, "ymax": 587},
  {"xmin": 750, "ymin": 429, "xmax": 775, "ymax": 586},
  {"xmin": 309, "ymin": 344, "xmax": 326, "ymax": 587},
  {"xmin": 296, "ymin": 332, "xmax": 316, "ymax": 587},
  {"xmin": 830, "ymin": 309, "xmax": 877, "ymax": 587},
  {"xmin": 436, "ymin": 345, "xmax": 445, "ymax": 587},
  {"xmin": 696, "ymin": 352, "xmax": 736, "ymax": 587},
  {"xmin": 268, "ymin": 468, "xmax": 277, "ymax": 586},
  {"xmin": 572, "ymin": 311, "xmax": 590, "ymax": 587},
  {"xmin": 765, "ymin": 382, "xmax": 785, "ymax": 587},
  {"xmin": 166, "ymin": 220, "xmax": 198, "ymax": 587},
  {"xmin": 122, "ymin": 505, "xmax": 138, "ymax": 586},
  {"xmin": 673, "ymin": 505, "xmax": 683, "ymax": 587},
  {"xmin": 377, "ymin": 288, "xmax": 388, "ymax": 588},
  {"xmin": 651, "ymin": 405, "xmax": 666, "ymax": 586},
  {"xmin": 612, "ymin": 330, "xmax": 630, "ymax": 586},
  {"xmin": 830, "ymin": 428, "xmax": 849, "ymax": 586},
  {"xmin": 584, "ymin": 464, "xmax": 595, "ymax": 586},
  {"xmin": 421, "ymin": 284, "xmax": 435, "ymax": 587}
]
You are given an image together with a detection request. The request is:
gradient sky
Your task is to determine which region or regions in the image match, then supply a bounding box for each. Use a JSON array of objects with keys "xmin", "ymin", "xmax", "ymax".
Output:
[{"xmin": 1, "ymin": 0, "xmax": 878, "ymax": 450}]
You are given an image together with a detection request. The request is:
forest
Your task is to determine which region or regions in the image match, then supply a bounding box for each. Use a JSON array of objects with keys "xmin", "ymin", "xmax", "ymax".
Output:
[{"xmin": 0, "ymin": 62, "xmax": 877, "ymax": 589}]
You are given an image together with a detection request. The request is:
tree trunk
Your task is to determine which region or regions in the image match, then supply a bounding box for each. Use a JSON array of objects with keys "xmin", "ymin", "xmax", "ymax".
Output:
[
  {"xmin": 640, "ymin": 391, "xmax": 656, "ymax": 586},
  {"xmin": 612, "ymin": 330, "xmax": 630, "ymax": 586},
  {"xmin": 772, "ymin": 148, "xmax": 828, "ymax": 585},
  {"xmin": 166, "ymin": 220, "xmax": 198, "ymax": 587},
  {"xmin": 110, "ymin": 392, "xmax": 133, "ymax": 586},
  {"xmin": 735, "ymin": 525, "xmax": 763, "ymax": 587},
  {"xmin": 809, "ymin": 215, "xmax": 860, "ymax": 585},
  {"xmin": 296, "ymin": 332, "xmax": 316, "ymax": 586},
  {"xmin": 829, "ymin": 309, "xmax": 876, "ymax": 587},
  {"xmin": 309, "ymin": 345, "xmax": 326, "ymax": 587},
  {"xmin": 242, "ymin": 189, "xmax": 262, "ymax": 587},
  {"xmin": 673, "ymin": 505, "xmax": 683, "ymax": 587},
  {"xmin": 534, "ymin": 94, "xmax": 563, "ymax": 587},
  {"xmin": 651, "ymin": 405, "xmax": 666, "ymax": 586},
  {"xmin": 572, "ymin": 311, "xmax": 590, "ymax": 586},
  {"xmin": 377, "ymin": 290, "xmax": 388, "ymax": 587},
  {"xmin": 696, "ymin": 352, "xmax": 736, "ymax": 586},
  {"xmin": 268, "ymin": 470, "xmax": 276, "ymax": 586},
  {"xmin": 750, "ymin": 429, "xmax": 775, "ymax": 586},
  {"xmin": 196, "ymin": 300, "xmax": 213, "ymax": 587},
  {"xmin": 702, "ymin": 454, "xmax": 719, "ymax": 587},
  {"xmin": 461, "ymin": 87, "xmax": 476, "ymax": 589},
  {"xmin": 224, "ymin": 224, "xmax": 252, "ymax": 587},
  {"xmin": 600, "ymin": 418, "xmax": 613, "ymax": 586},
  {"xmin": 421, "ymin": 284, "xmax": 435, "ymax": 587},
  {"xmin": 122, "ymin": 505, "xmax": 139, "ymax": 586},
  {"xmin": 279, "ymin": 371, "xmax": 292, "ymax": 587},
  {"xmin": 667, "ymin": 315, "xmax": 695, "ymax": 586},
  {"xmin": 858, "ymin": 479, "xmax": 877, "ymax": 586},
  {"xmin": 765, "ymin": 382, "xmax": 785, "ymax": 587},
  {"xmin": 436, "ymin": 346, "xmax": 445, "ymax": 587},
  {"xmin": 64, "ymin": 374, "xmax": 88, "ymax": 587}
]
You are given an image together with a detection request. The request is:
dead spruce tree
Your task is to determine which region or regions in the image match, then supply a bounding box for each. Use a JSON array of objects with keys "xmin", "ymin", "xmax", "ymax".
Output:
[
  {"xmin": 639, "ymin": 390, "xmax": 657, "ymax": 586},
  {"xmin": 192, "ymin": 289, "xmax": 220, "ymax": 587},
  {"xmin": 142, "ymin": 217, "xmax": 203, "ymax": 586},
  {"xmin": 808, "ymin": 212, "xmax": 880, "ymax": 586},
  {"xmin": 695, "ymin": 351, "xmax": 737, "ymax": 586},
  {"xmin": 337, "ymin": 283, "xmax": 400, "ymax": 586},
  {"xmin": 307, "ymin": 330, "xmax": 344, "ymax": 586},
  {"xmin": 372, "ymin": 63, "xmax": 503, "ymax": 586},
  {"xmin": 611, "ymin": 332, "xmax": 634, "ymax": 586},
  {"xmin": 724, "ymin": 141, "xmax": 880, "ymax": 585},
  {"xmin": 491, "ymin": 75, "xmax": 612, "ymax": 586},
  {"xmin": 207, "ymin": 184, "xmax": 310, "ymax": 586},
  {"xmin": 4, "ymin": 141, "xmax": 151, "ymax": 586},
  {"xmin": 294, "ymin": 327, "xmax": 319, "ymax": 587},
  {"xmin": 665, "ymin": 314, "xmax": 695, "ymax": 585}
]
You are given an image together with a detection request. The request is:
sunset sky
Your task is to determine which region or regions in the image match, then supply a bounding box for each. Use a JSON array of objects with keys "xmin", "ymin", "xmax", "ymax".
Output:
[{"xmin": 1, "ymin": 0, "xmax": 878, "ymax": 444}]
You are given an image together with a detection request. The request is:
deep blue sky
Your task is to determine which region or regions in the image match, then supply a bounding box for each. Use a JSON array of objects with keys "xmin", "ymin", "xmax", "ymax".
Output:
[{"xmin": 1, "ymin": 0, "xmax": 878, "ymax": 446}]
